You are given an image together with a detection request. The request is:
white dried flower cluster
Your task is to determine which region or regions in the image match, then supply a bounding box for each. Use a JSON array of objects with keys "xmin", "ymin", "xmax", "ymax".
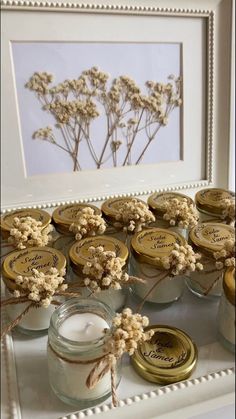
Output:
[
  {"xmin": 220, "ymin": 198, "xmax": 235, "ymax": 224},
  {"xmin": 104, "ymin": 308, "xmax": 154, "ymax": 359},
  {"xmin": 213, "ymin": 239, "xmax": 235, "ymax": 270},
  {"xmin": 114, "ymin": 199, "xmax": 155, "ymax": 233},
  {"xmin": 83, "ymin": 246, "xmax": 129, "ymax": 292},
  {"xmin": 162, "ymin": 198, "xmax": 199, "ymax": 229},
  {"xmin": 161, "ymin": 243, "xmax": 203, "ymax": 276},
  {"xmin": 8, "ymin": 217, "xmax": 53, "ymax": 250},
  {"xmin": 25, "ymin": 72, "xmax": 53, "ymax": 95},
  {"xmin": 13, "ymin": 268, "xmax": 67, "ymax": 308},
  {"xmin": 69, "ymin": 207, "xmax": 106, "ymax": 240}
]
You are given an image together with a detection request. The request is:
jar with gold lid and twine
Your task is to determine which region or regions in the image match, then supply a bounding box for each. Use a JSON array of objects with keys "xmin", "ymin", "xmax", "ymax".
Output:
[
  {"xmin": 217, "ymin": 267, "xmax": 235, "ymax": 353},
  {"xmin": 147, "ymin": 192, "xmax": 199, "ymax": 240},
  {"xmin": 1, "ymin": 246, "xmax": 82, "ymax": 337},
  {"xmin": 129, "ymin": 228, "xmax": 203, "ymax": 310},
  {"xmin": 186, "ymin": 223, "xmax": 235, "ymax": 299},
  {"xmin": 52, "ymin": 203, "xmax": 102, "ymax": 235},
  {"xmin": 195, "ymin": 188, "xmax": 235, "ymax": 224},
  {"xmin": 68, "ymin": 235, "xmax": 133, "ymax": 312},
  {"xmin": 101, "ymin": 197, "xmax": 155, "ymax": 247}
]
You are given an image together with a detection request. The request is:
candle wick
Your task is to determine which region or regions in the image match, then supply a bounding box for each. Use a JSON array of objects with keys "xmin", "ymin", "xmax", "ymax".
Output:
[{"xmin": 84, "ymin": 322, "xmax": 93, "ymax": 333}]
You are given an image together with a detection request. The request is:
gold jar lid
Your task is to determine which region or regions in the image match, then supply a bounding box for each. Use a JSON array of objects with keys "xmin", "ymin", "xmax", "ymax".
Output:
[
  {"xmin": 69, "ymin": 235, "xmax": 129, "ymax": 275},
  {"xmin": 195, "ymin": 188, "xmax": 235, "ymax": 215},
  {"xmin": 148, "ymin": 192, "xmax": 194, "ymax": 217},
  {"xmin": 189, "ymin": 222, "xmax": 235, "ymax": 257},
  {"xmin": 0, "ymin": 208, "xmax": 51, "ymax": 238},
  {"xmin": 131, "ymin": 228, "xmax": 185, "ymax": 269},
  {"xmin": 223, "ymin": 267, "xmax": 235, "ymax": 306},
  {"xmin": 101, "ymin": 197, "xmax": 146, "ymax": 224},
  {"xmin": 52, "ymin": 203, "xmax": 101, "ymax": 234},
  {"xmin": 2, "ymin": 247, "xmax": 66, "ymax": 291},
  {"xmin": 131, "ymin": 325, "xmax": 198, "ymax": 384}
]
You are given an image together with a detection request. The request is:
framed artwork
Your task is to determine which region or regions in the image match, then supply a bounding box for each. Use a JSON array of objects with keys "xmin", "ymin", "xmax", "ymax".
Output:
[{"xmin": 1, "ymin": 1, "xmax": 233, "ymax": 210}]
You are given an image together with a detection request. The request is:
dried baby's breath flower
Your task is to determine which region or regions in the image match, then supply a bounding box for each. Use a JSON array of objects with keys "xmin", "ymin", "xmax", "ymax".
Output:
[
  {"xmin": 82, "ymin": 246, "xmax": 129, "ymax": 292},
  {"xmin": 69, "ymin": 207, "xmax": 106, "ymax": 240},
  {"xmin": 13, "ymin": 267, "xmax": 67, "ymax": 308},
  {"xmin": 8, "ymin": 216, "xmax": 53, "ymax": 250},
  {"xmin": 161, "ymin": 243, "xmax": 203, "ymax": 276},
  {"xmin": 163, "ymin": 198, "xmax": 199, "ymax": 229},
  {"xmin": 114, "ymin": 199, "xmax": 155, "ymax": 233},
  {"xmin": 104, "ymin": 308, "xmax": 154, "ymax": 359},
  {"xmin": 220, "ymin": 198, "xmax": 235, "ymax": 224},
  {"xmin": 213, "ymin": 239, "xmax": 235, "ymax": 269}
]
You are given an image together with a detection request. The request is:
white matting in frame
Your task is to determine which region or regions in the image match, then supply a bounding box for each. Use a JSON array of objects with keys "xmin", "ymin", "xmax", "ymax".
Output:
[{"xmin": 2, "ymin": 3, "xmax": 212, "ymax": 210}]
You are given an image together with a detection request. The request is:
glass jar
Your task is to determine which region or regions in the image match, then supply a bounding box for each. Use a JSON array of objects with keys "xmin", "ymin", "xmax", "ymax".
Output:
[
  {"xmin": 218, "ymin": 267, "xmax": 235, "ymax": 353},
  {"xmin": 52, "ymin": 203, "xmax": 101, "ymax": 235},
  {"xmin": 0, "ymin": 208, "xmax": 51, "ymax": 239},
  {"xmin": 47, "ymin": 298, "xmax": 121, "ymax": 408},
  {"xmin": 101, "ymin": 197, "xmax": 149, "ymax": 246},
  {"xmin": 2, "ymin": 246, "xmax": 66, "ymax": 336},
  {"xmin": 69, "ymin": 235, "xmax": 129, "ymax": 312},
  {"xmin": 195, "ymin": 188, "xmax": 235, "ymax": 223},
  {"xmin": 130, "ymin": 228, "xmax": 186, "ymax": 305},
  {"xmin": 186, "ymin": 223, "xmax": 235, "ymax": 299},
  {"xmin": 147, "ymin": 192, "xmax": 195, "ymax": 240}
]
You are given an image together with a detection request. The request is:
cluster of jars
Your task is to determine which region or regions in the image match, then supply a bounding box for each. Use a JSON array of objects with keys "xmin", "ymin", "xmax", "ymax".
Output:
[{"xmin": 0, "ymin": 187, "xmax": 235, "ymax": 407}]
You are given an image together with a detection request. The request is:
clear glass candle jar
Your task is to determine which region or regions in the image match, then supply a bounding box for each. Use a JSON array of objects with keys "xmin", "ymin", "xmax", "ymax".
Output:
[
  {"xmin": 69, "ymin": 235, "xmax": 129, "ymax": 312},
  {"xmin": 0, "ymin": 208, "xmax": 51, "ymax": 239},
  {"xmin": 2, "ymin": 246, "xmax": 66, "ymax": 336},
  {"xmin": 47, "ymin": 298, "xmax": 121, "ymax": 408},
  {"xmin": 52, "ymin": 203, "xmax": 101, "ymax": 235},
  {"xmin": 147, "ymin": 192, "xmax": 196, "ymax": 240},
  {"xmin": 218, "ymin": 267, "xmax": 235, "ymax": 353},
  {"xmin": 195, "ymin": 188, "xmax": 235, "ymax": 223},
  {"xmin": 130, "ymin": 228, "xmax": 186, "ymax": 305},
  {"xmin": 186, "ymin": 223, "xmax": 235, "ymax": 299}
]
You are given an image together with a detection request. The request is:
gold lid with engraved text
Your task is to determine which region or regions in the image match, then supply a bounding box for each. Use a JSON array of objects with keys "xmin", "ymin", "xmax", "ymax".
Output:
[
  {"xmin": 223, "ymin": 267, "xmax": 235, "ymax": 306},
  {"xmin": 101, "ymin": 197, "xmax": 147, "ymax": 224},
  {"xmin": 2, "ymin": 247, "xmax": 66, "ymax": 291},
  {"xmin": 195, "ymin": 188, "xmax": 235, "ymax": 215},
  {"xmin": 148, "ymin": 192, "xmax": 194, "ymax": 217},
  {"xmin": 131, "ymin": 325, "xmax": 197, "ymax": 384},
  {"xmin": 0, "ymin": 209, "xmax": 51, "ymax": 239},
  {"xmin": 131, "ymin": 228, "xmax": 185, "ymax": 269},
  {"xmin": 52, "ymin": 203, "xmax": 101, "ymax": 234},
  {"xmin": 69, "ymin": 235, "xmax": 129, "ymax": 275},
  {"xmin": 189, "ymin": 223, "xmax": 235, "ymax": 257}
]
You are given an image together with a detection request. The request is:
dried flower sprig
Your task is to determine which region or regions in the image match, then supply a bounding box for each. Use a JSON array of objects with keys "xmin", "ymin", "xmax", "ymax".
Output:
[
  {"xmin": 213, "ymin": 239, "xmax": 235, "ymax": 270},
  {"xmin": 162, "ymin": 198, "xmax": 199, "ymax": 229},
  {"xmin": 83, "ymin": 246, "xmax": 144, "ymax": 293},
  {"xmin": 114, "ymin": 199, "xmax": 155, "ymax": 233},
  {"xmin": 69, "ymin": 207, "xmax": 106, "ymax": 241},
  {"xmin": 8, "ymin": 216, "xmax": 53, "ymax": 250},
  {"xmin": 220, "ymin": 198, "xmax": 235, "ymax": 224},
  {"xmin": 86, "ymin": 308, "xmax": 154, "ymax": 406}
]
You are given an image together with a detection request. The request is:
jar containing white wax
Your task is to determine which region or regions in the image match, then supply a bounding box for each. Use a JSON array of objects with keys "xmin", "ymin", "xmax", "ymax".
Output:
[
  {"xmin": 218, "ymin": 267, "xmax": 235, "ymax": 353},
  {"xmin": 147, "ymin": 192, "xmax": 196, "ymax": 240},
  {"xmin": 101, "ymin": 197, "xmax": 150, "ymax": 246},
  {"xmin": 52, "ymin": 203, "xmax": 102, "ymax": 235},
  {"xmin": 2, "ymin": 247, "xmax": 66, "ymax": 336},
  {"xmin": 130, "ymin": 228, "xmax": 186, "ymax": 305},
  {"xmin": 185, "ymin": 223, "xmax": 235, "ymax": 299},
  {"xmin": 47, "ymin": 298, "xmax": 121, "ymax": 408},
  {"xmin": 195, "ymin": 188, "xmax": 235, "ymax": 224},
  {"xmin": 69, "ymin": 235, "xmax": 129, "ymax": 312}
]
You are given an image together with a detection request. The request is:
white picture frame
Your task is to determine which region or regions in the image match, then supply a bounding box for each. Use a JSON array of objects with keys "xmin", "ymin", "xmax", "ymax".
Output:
[{"xmin": 1, "ymin": 0, "xmax": 234, "ymax": 211}]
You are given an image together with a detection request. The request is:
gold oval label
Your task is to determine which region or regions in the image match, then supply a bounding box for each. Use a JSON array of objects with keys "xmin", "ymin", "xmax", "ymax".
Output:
[
  {"xmin": 52, "ymin": 203, "xmax": 101, "ymax": 226},
  {"xmin": 1, "ymin": 209, "xmax": 51, "ymax": 232},
  {"xmin": 190, "ymin": 223, "xmax": 234, "ymax": 252},
  {"xmin": 69, "ymin": 235, "xmax": 128, "ymax": 267},
  {"xmin": 3, "ymin": 247, "xmax": 66, "ymax": 280},
  {"xmin": 148, "ymin": 192, "xmax": 193, "ymax": 211},
  {"xmin": 131, "ymin": 228, "xmax": 185, "ymax": 259}
]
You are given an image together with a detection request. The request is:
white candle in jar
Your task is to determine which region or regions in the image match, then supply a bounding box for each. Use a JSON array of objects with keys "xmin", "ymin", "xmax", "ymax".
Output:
[{"xmin": 48, "ymin": 312, "xmax": 112, "ymax": 403}]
